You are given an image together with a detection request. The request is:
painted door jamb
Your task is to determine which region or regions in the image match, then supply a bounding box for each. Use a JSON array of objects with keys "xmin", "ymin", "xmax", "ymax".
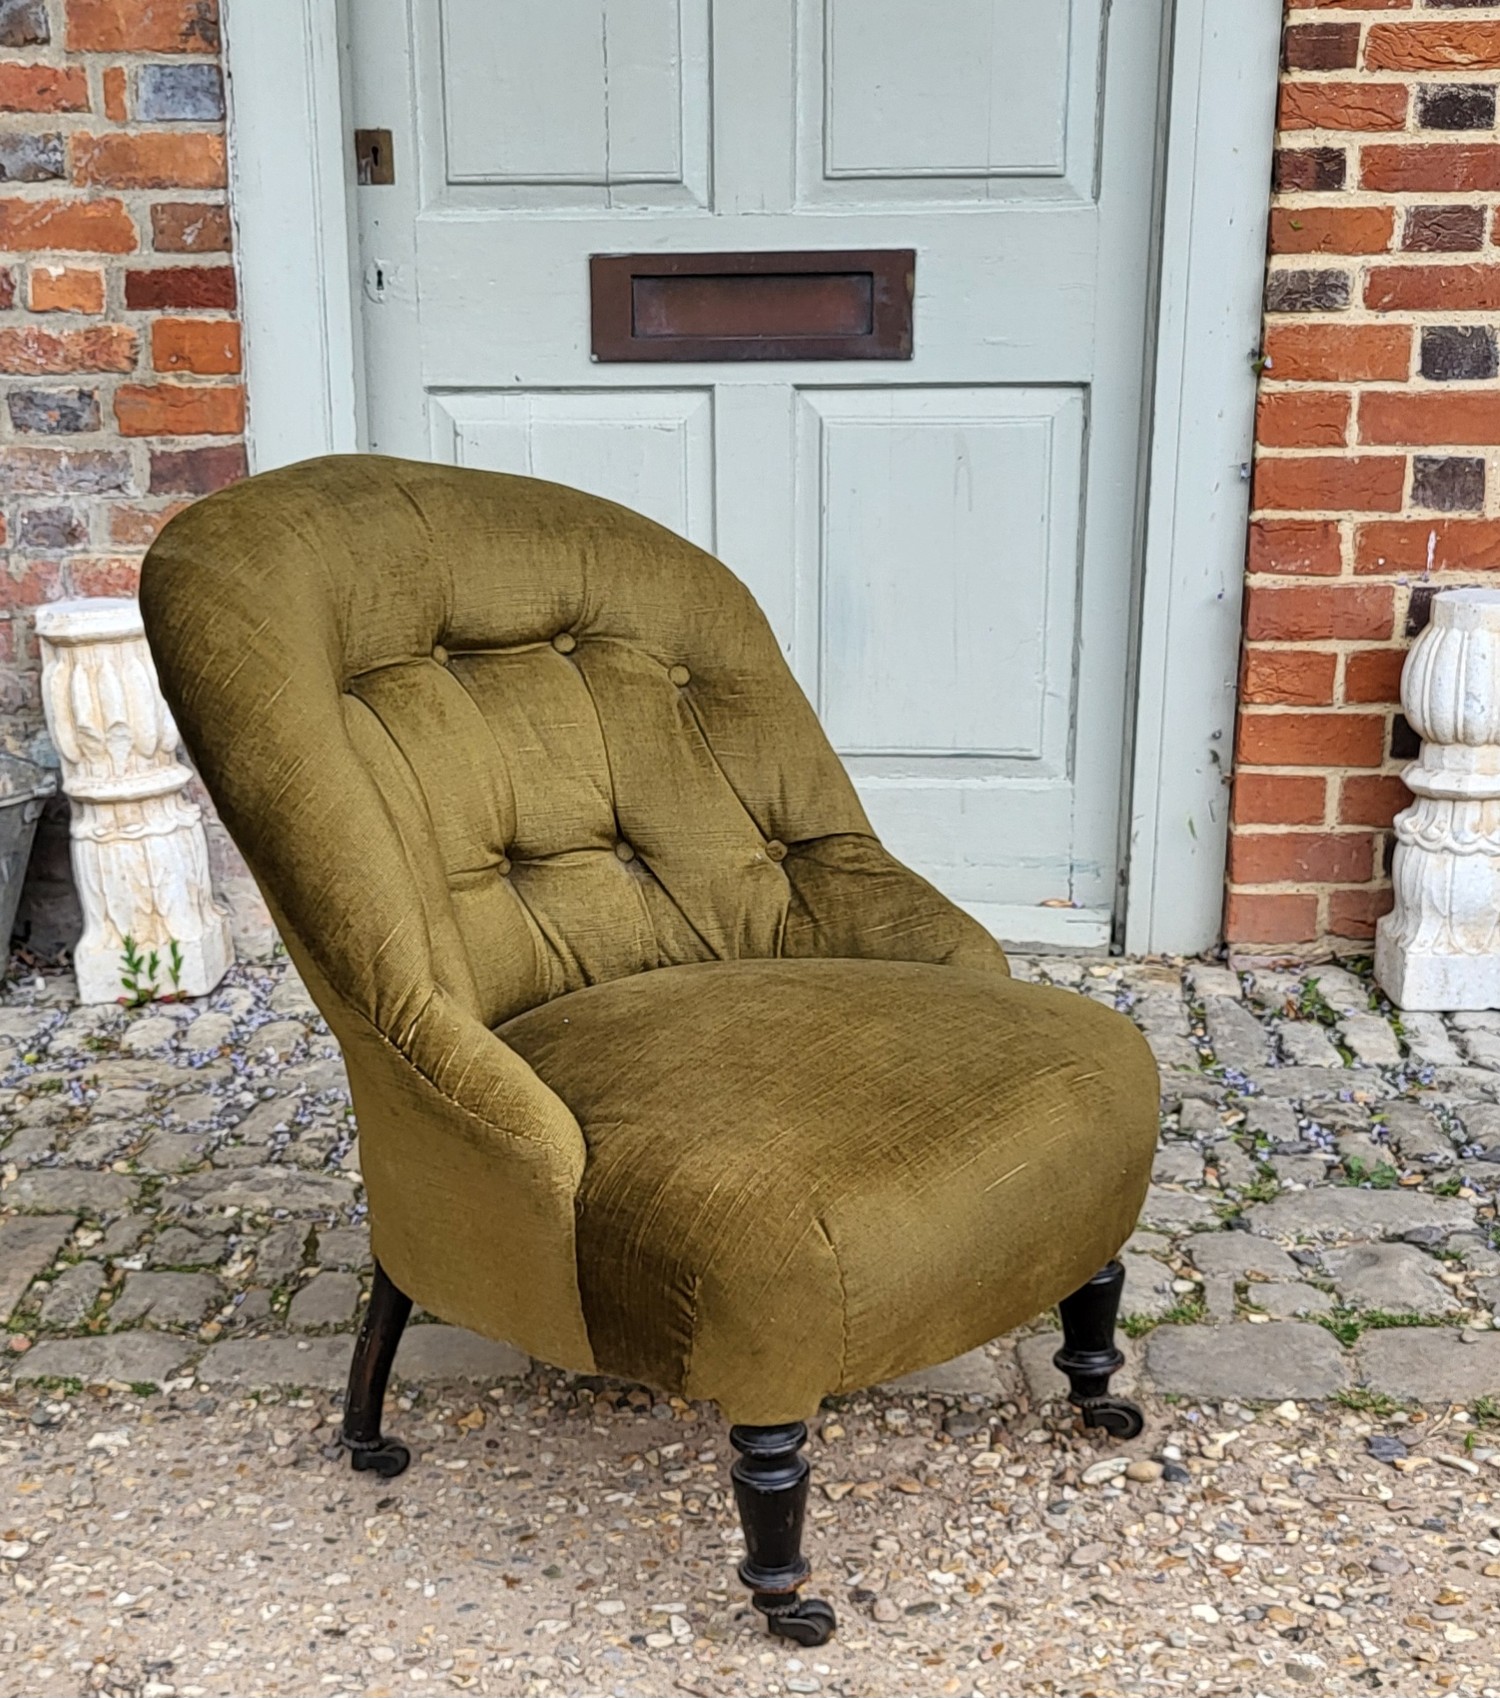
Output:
[{"xmin": 218, "ymin": 0, "xmax": 1282, "ymax": 958}]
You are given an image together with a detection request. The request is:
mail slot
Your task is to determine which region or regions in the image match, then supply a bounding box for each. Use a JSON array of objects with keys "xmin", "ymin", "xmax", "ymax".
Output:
[{"xmin": 591, "ymin": 250, "xmax": 915, "ymax": 363}]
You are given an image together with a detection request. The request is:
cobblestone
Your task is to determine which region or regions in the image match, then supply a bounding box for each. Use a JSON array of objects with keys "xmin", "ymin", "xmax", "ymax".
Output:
[
  {"xmin": 1147, "ymin": 1320, "xmax": 1350, "ymax": 1401},
  {"xmin": 1325, "ymin": 1243, "xmax": 1462, "ymax": 1317},
  {"xmin": 1, "ymin": 953, "xmax": 1498, "ymax": 1418}
]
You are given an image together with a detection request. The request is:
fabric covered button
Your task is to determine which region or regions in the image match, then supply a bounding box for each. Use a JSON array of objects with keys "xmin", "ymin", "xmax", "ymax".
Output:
[
  {"xmin": 668, "ymin": 664, "xmax": 691, "ymax": 687},
  {"xmin": 496, "ymin": 855, "xmax": 511, "ymax": 876},
  {"xmin": 614, "ymin": 841, "xmax": 636, "ymax": 863},
  {"xmin": 765, "ymin": 839, "xmax": 788, "ymax": 863},
  {"xmin": 432, "ymin": 643, "xmax": 449, "ymax": 665},
  {"xmin": 552, "ymin": 632, "xmax": 578, "ymax": 654}
]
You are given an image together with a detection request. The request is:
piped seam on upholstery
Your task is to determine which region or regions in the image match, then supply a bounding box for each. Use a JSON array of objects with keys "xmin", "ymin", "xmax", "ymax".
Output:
[
  {"xmin": 813, "ymin": 1214, "xmax": 849, "ymax": 1395},
  {"xmin": 681, "ymin": 1272, "xmax": 703, "ymax": 1402}
]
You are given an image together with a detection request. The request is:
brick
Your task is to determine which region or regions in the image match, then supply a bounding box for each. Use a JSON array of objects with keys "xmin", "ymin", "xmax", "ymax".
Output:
[
  {"xmin": 114, "ymin": 381, "xmax": 244, "ymax": 437},
  {"xmin": 1417, "ymin": 83, "xmax": 1497, "ymax": 129},
  {"xmin": 1340, "ymin": 775, "xmax": 1412, "ymax": 828},
  {"xmin": 0, "ymin": 265, "xmax": 12, "ymax": 309},
  {"xmin": 1412, "ymin": 454, "xmax": 1485, "ymax": 510},
  {"xmin": 1407, "ymin": 585, "xmax": 1440, "ymax": 635},
  {"xmin": 28, "ymin": 264, "xmax": 105, "ymax": 314},
  {"xmin": 0, "ymin": 196, "xmax": 135, "ymax": 253},
  {"xmin": 150, "ymin": 200, "xmax": 229, "ymax": 253},
  {"xmin": 1366, "ymin": 262, "xmax": 1500, "ymax": 311},
  {"xmin": 1264, "ymin": 323, "xmax": 1411, "ymax": 382},
  {"xmin": 0, "ymin": 61, "xmax": 88, "ymax": 111},
  {"xmin": 1279, "ymin": 81, "xmax": 1408, "ymax": 132},
  {"xmin": 1265, "ymin": 268, "xmax": 1352, "ymax": 313},
  {"xmin": 1232, "ymin": 773, "xmax": 1328, "ymax": 828},
  {"xmin": 1248, "ymin": 518, "xmax": 1344, "ymax": 576},
  {"xmin": 1361, "ymin": 390, "xmax": 1500, "ymax": 444},
  {"xmin": 65, "ymin": 0, "xmax": 220, "ymax": 54},
  {"xmin": 1327, "ymin": 886, "xmax": 1393, "ymax": 940},
  {"xmin": 149, "ymin": 442, "xmax": 245, "ymax": 494},
  {"xmin": 73, "ymin": 131, "xmax": 225, "ymax": 190},
  {"xmin": 124, "ymin": 264, "xmax": 233, "ymax": 309},
  {"xmin": 69, "ymin": 555, "xmax": 140, "ymax": 597},
  {"xmin": 1252, "ymin": 455, "xmax": 1406, "ymax": 513},
  {"xmin": 0, "ymin": 324, "xmax": 136, "ymax": 374},
  {"xmin": 151, "ymin": 316, "xmax": 238, "ymax": 374},
  {"xmin": 1236, "ymin": 712, "xmax": 1387, "ymax": 768},
  {"xmin": 17, "ymin": 505, "xmax": 88, "ymax": 550},
  {"xmin": 1285, "ymin": 21, "xmax": 1361, "ymax": 70},
  {"xmin": 1241, "ymin": 648, "xmax": 1338, "ymax": 706},
  {"xmin": 1274, "ymin": 147, "xmax": 1347, "ymax": 191},
  {"xmin": 1365, "ymin": 20, "xmax": 1500, "ymax": 70},
  {"xmin": 137, "ymin": 61, "xmax": 221, "ymax": 120},
  {"xmin": 0, "ymin": 130, "xmax": 63, "ymax": 181},
  {"xmin": 1344, "ymin": 646, "xmax": 1408, "ymax": 703},
  {"xmin": 107, "ymin": 500, "xmax": 189, "ymax": 546},
  {"xmin": 0, "ymin": 559, "xmax": 64, "ymax": 610},
  {"xmin": 0, "ymin": 446, "xmax": 131, "ymax": 494},
  {"xmin": 102, "ymin": 63, "xmax": 125, "ymax": 120},
  {"xmin": 1245, "ymin": 583, "xmax": 1395, "ymax": 642},
  {"xmin": 1361, "ymin": 143, "xmax": 1500, "ymax": 192},
  {"xmin": 1256, "ymin": 390, "xmax": 1350, "ymax": 449},
  {"xmin": 1355, "ymin": 518, "xmax": 1500, "ymax": 572},
  {"xmin": 1224, "ymin": 891, "xmax": 1319, "ymax": 946},
  {"xmin": 7, "ymin": 387, "xmax": 101, "ymax": 434},
  {"xmin": 1403, "ymin": 203, "xmax": 1487, "ymax": 250},
  {"xmin": 1269, "ymin": 206, "xmax": 1394, "ymax": 256},
  {"xmin": 1421, "ymin": 323, "xmax": 1498, "ymax": 380},
  {"xmin": 0, "ymin": 0, "xmax": 49, "ymax": 45},
  {"xmin": 1228, "ymin": 831, "xmax": 1373, "ymax": 886}
]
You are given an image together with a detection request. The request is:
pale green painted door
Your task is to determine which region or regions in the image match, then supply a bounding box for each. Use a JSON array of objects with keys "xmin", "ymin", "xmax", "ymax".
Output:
[{"xmin": 350, "ymin": 0, "xmax": 1166, "ymax": 947}]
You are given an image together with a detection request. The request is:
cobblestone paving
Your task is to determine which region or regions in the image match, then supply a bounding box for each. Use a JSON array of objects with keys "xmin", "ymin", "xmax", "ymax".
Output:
[
  {"xmin": 2, "ymin": 952, "xmax": 1500, "ymax": 1420},
  {"xmin": 2, "ymin": 954, "xmax": 1500, "ymax": 1693}
]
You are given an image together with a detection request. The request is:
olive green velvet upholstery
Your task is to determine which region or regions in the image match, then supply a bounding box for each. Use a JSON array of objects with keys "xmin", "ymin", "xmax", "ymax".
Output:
[{"xmin": 140, "ymin": 453, "xmax": 1158, "ymax": 1424}]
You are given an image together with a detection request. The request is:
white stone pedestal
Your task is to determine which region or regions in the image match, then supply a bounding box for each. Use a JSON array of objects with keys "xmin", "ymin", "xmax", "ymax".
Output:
[
  {"xmin": 35, "ymin": 597, "xmax": 233, "ymax": 1005},
  {"xmin": 1375, "ymin": 587, "xmax": 1500, "ymax": 1011}
]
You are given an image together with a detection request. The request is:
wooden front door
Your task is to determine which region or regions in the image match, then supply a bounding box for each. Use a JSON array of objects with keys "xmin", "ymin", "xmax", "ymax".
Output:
[{"xmin": 350, "ymin": 0, "xmax": 1167, "ymax": 947}]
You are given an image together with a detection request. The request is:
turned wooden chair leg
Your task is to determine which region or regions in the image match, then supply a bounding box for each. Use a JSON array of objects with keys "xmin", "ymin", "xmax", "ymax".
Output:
[
  {"xmin": 1054, "ymin": 1259, "xmax": 1145, "ymax": 1439},
  {"xmin": 729, "ymin": 1422, "xmax": 837, "ymax": 1646},
  {"xmin": 342, "ymin": 1259, "xmax": 414, "ymax": 1478}
]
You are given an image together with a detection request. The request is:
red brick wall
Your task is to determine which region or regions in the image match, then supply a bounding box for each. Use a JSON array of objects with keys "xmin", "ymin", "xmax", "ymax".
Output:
[
  {"xmin": 0, "ymin": 0, "xmax": 247, "ymax": 953},
  {"xmin": 1231, "ymin": 1, "xmax": 1500, "ymax": 953},
  {"xmin": 0, "ymin": 0, "xmax": 242, "ymax": 749}
]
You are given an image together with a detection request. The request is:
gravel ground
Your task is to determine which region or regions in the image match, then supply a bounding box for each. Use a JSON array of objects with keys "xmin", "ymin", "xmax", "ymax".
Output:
[
  {"xmin": 3, "ymin": 1372, "xmax": 1499, "ymax": 1698},
  {"xmin": 4, "ymin": 949, "xmax": 1500, "ymax": 1691}
]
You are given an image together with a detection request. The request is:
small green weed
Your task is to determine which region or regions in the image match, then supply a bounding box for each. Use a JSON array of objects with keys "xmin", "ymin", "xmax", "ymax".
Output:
[{"xmin": 118, "ymin": 935, "xmax": 185, "ymax": 1008}]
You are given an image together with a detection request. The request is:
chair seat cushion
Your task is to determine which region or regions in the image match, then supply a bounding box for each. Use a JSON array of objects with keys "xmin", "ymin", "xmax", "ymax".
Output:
[{"xmin": 499, "ymin": 958, "xmax": 1158, "ymax": 1423}]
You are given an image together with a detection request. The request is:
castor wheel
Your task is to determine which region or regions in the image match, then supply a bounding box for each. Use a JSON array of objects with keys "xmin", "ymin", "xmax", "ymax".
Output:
[
  {"xmin": 757, "ymin": 1594, "xmax": 838, "ymax": 1647},
  {"xmin": 1076, "ymin": 1395, "xmax": 1145, "ymax": 1440},
  {"xmin": 343, "ymin": 1435, "xmax": 411, "ymax": 1478}
]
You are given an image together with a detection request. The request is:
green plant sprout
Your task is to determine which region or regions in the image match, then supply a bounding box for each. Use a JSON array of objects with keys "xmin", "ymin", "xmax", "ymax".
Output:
[{"xmin": 118, "ymin": 934, "xmax": 187, "ymax": 1008}]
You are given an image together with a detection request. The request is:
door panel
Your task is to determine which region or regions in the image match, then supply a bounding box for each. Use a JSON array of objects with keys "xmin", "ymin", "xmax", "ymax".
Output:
[
  {"xmin": 809, "ymin": 0, "xmax": 1095, "ymax": 201},
  {"xmin": 431, "ymin": 389, "xmax": 716, "ymax": 547},
  {"xmin": 432, "ymin": 0, "xmax": 710, "ymax": 208},
  {"xmin": 352, "ymin": 0, "xmax": 1166, "ymax": 948}
]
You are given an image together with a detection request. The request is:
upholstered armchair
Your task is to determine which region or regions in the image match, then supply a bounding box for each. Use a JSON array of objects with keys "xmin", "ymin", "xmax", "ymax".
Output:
[{"xmin": 141, "ymin": 455, "xmax": 1158, "ymax": 1647}]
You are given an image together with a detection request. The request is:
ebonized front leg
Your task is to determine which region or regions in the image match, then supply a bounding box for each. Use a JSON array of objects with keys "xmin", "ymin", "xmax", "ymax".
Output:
[
  {"xmin": 729, "ymin": 1422, "xmax": 837, "ymax": 1646},
  {"xmin": 342, "ymin": 1259, "xmax": 414, "ymax": 1477},
  {"xmin": 1054, "ymin": 1259, "xmax": 1145, "ymax": 1439}
]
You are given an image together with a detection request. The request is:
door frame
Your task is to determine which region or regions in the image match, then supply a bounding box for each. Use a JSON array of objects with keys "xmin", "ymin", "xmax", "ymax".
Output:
[{"xmin": 218, "ymin": 0, "xmax": 1282, "ymax": 958}]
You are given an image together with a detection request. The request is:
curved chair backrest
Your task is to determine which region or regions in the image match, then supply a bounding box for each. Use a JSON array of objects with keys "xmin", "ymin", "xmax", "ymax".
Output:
[{"xmin": 140, "ymin": 455, "xmax": 874, "ymax": 1030}]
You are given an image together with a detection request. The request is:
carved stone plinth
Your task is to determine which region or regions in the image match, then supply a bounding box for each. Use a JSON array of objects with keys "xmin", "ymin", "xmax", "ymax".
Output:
[
  {"xmin": 1375, "ymin": 587, "xmax": 1500, "ymax": 1011},
  {"xmin": 35, "ymin": 597, "xmax": 233, "ymax": 1005}
]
